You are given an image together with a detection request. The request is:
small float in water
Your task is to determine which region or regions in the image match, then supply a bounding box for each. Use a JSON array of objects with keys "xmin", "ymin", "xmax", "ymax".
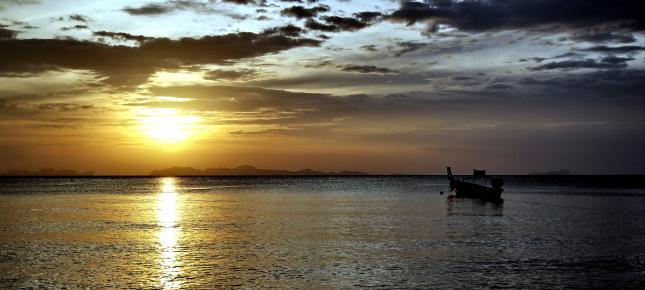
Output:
[{"xmin": 446, "ymin": 167, "xmax": 504, "ymax": 202}]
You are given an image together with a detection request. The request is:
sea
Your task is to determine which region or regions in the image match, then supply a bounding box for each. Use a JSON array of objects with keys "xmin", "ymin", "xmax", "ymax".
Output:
[{"xmin": 1, "ymin": 176, "xmax": 644, "ymax": 289}]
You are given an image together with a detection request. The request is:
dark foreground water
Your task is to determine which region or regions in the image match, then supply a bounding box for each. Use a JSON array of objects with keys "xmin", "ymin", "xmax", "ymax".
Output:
[{"xmin": 1, "ymin": 176, "xmax": 644, "ymax": 289}]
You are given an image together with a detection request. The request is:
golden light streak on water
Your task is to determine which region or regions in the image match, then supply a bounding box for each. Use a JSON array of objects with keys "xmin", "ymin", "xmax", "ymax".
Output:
[{"xmin": 157, "ymin": 177, "xmax": 181, "ymax": 289}]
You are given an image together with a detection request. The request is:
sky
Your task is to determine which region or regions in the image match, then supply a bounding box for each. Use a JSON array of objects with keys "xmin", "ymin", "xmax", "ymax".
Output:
[{"xmin": 0, "ymin": 0, "xmax": 644, "ymax": 174}]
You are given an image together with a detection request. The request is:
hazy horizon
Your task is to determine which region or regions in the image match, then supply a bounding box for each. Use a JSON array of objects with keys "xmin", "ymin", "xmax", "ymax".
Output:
[
  {"xmin": 1, "ymin": 0, "xmax": 644, "ymax": 174},
  {"xmin": 0, "ymin": 164, "xmax": 618, "ymax": 176}
]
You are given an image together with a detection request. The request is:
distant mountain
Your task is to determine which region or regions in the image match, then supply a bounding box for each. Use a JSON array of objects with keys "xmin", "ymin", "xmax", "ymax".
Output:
[
  {"xmin": 2, "ymin": 168, "xmax": 94, "ymax": 176},
  {"xmin": 529, "ymin": 169, "xmax": 571, "ymax": 175},
  {"xmin": 149, "ymin": 165, "xmax": 369, "ymax": 176}
]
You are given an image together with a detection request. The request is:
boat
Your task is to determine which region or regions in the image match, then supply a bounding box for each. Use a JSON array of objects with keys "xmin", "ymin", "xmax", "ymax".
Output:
[{"xmin": 446, "ymin": 167, "xmax": 504, "ymax": 202}]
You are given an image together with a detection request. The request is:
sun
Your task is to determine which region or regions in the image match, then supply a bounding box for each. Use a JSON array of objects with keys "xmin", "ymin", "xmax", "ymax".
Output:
[{"xmin": 139, "ymin": 108, "xmax": 199, "ymax": 144}]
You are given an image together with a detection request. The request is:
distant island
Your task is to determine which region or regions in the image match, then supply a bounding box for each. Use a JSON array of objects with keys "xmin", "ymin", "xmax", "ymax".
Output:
[
  {"xmin": 529, "ymin": 169, "xmax": 571, "ymax": 175},
  {"xmin": 150, "ymin": 165, "xmax": 369, "ymax": 176},
  {"xmin": 1, "ymin": 166, "xmax": 368, "ymax": 176},
  {"xmin": 1, "ymin": 168, "xmax": 95, "ymax": 176}
]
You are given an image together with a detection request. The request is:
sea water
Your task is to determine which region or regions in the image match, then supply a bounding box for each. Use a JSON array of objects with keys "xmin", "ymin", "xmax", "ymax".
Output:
[{"xmin": 1, "ymin": 176, "xmax": 644, "ymax": 288}]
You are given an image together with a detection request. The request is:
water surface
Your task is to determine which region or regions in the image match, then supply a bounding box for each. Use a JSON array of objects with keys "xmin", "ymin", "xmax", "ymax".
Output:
[{"xmin": 1, "ymin": 176, "xmax": 644, "ymax": 288}]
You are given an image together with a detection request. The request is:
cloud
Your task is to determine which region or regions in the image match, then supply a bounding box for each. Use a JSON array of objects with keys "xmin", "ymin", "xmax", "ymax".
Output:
[
  {"xmin": 0, "ymin": 28, "xmax": 18, "ymax": 39},
  {"xmin": 528, "ymin": 58, "xmax": 631, "ymax": 71},
  {"xmin": 354, "ymin": 11, "xmax": 382, "ymax": 23},
  {"xmin": 303, "ymin": 14, "xmax": 379, "ymax": 33},
  {"xmin": 392, "ymin": 41, "xmax": 426, "ymax": 57},
  {"xmin": 221, "ymin": 0, "xmax": 264, "ymax": 4},
  {"xmin": 140, "ymin": 85, "xmax": 478, "ymax": 126},
  {"xmin": 580, "ymin": 45, "xmax": 645, "ymax": 53},
  {"xmin": 485, "ymin": 83, "xmax": 513, "ymax": 90},
  {"xmin": 570, "ymin": 31, "xmax": 636, "ymax": 43},
  {"xmin": 140, "ymin": 71, "xmax": 644, "ymax": 132},
  {"xmin": 122, "ymin": 0, "xmax": 260, "ymax": 16},
  {"xmin": 387, "ymin": 0, "xmax": 645, "ymax": 32},
  {"xmin": 600, "ymin": 55, "xmax": 635, "ymax": 64},
  {"xmin": 0, "ymin": 32, "xmax": 321, "ymax": 86},
  {"xmin": 320, "ymin": 16, "xmax": 368, "ymax": 31},
  {"xmin": 93, "ymin": 31, "xmax": 150, "ymax": 43},
  {"xmin": 280, "ymin": 5, "xmax": 329, "ymax": 19},
  {"xmin": 123, "ymin": 3, "xmax": 173, "ymax": 15},
  {"xmin": 387, "ymin": 1, "xmax": 447, "ymax": 26},
  {"xmin": 204, "ymin": 69, "xmax": 256, "ymax": 80},
  {"xmin": 36, "ymin": 103, "xmax": 94, "ymax": 111},
  {"xmin": 60, "ymin": 24, "xmax": 89, "ymax": 31},
  {"xmin": 339, "ymin": 64, "xmax": 398, "ymax": 74},
  {"xmin": 304, "ymin": 19, "xmax": 336, "ymax": 32},
  {"xmin": 261, "ymin": 24, "xmax": 302, "ymax": 37},
  {"xmin": 0, "ymin": 0, "xmax": 39, "ymax": 10},
  {"xmin": 68, "ymin": 14, "xmax": 89, "ymax": 23},
  {"xmin": 360, "ymin": 44, "xmax": 378, "ymax": 52}
]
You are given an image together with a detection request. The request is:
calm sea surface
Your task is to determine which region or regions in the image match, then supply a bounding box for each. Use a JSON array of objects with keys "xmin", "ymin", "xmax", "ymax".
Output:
[{"xmin": 1, "ymin": 176, "xmax": 644, "ymax": 289}]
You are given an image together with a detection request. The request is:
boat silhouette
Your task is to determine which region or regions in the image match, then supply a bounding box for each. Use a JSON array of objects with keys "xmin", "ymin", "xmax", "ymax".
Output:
[{"xmin": 446, "ymin": 167, "xmax": 504, "ymax": 202}]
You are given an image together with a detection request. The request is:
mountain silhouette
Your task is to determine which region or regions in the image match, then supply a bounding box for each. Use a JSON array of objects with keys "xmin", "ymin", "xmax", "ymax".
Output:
[
  {"xmin": 529, "ymin": 169, "xmax": 571, "ymax": 175},
  {"xmin": 2, "ymin": 168, "xmax": 95, "ymax": 176},
  {"xmin": 149, "ymin": 165, "xmax": 369, "ymax": 176}
]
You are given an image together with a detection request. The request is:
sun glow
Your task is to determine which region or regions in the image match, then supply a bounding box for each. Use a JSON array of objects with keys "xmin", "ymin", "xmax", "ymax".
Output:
[{"xmin": 140, "ymin": 108, "xmax": 200, "ymax": 144}]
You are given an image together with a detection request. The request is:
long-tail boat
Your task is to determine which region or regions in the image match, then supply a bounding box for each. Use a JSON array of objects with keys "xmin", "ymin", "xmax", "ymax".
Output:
[{"xmin": 446, "ymin": 167, "xmax": 504, "ymax": 202}]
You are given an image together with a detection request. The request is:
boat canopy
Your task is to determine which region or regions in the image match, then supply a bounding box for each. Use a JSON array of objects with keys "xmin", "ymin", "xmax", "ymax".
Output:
[{"xmin": 473, "ymin": 169, "xmax": 486, "ymax": 177}]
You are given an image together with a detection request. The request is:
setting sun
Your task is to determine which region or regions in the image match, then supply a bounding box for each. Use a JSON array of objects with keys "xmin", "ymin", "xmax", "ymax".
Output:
[{"xmin": 139, "ymin": 109, "xmax": 200, "ymax": 144}]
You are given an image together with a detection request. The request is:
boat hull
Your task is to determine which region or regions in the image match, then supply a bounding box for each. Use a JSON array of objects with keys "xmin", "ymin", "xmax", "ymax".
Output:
[{"xmin": 450, "ymin": 180, "xmax": 503, "ymax": 202}]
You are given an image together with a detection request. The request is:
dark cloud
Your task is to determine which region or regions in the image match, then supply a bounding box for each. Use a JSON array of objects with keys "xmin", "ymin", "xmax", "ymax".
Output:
[
  {"xmin": 581, "ymin": 45, "xmax": 645, "ymax": 53},
  {"xmin": 68, "ymin": 14, "xmax": 89, "ymax": 23},
  {"xmin": 0, "ymin": 32, "xmax": 321, "ymax": 86},
  {"xmin": 387, "ymin": 1, "xmax": 447, "ymax": 26},
  {"xmin": 339, "ymin": 64, "xmax": 398, "ymax": 74},
  {"xmin": 520, "ymin": 52, "xmax": 591, "ymax": 63},
  {"xmin": 304, "ymin": 19, "xmax": 336, "ymax": 32},
  {"xmin": 93, "ymin": 31, "xmax": 150, "ymax": 43},
  {"xmin": 249, "ymin": 71, "xmax": 434, "ymax": 90},
  {"xmin": 485, "ymin": 83, "xmax": 513, "ymax": 90},
  {"xmin": 528, "ymin": 58, "xmax": 631, "ymax": 71},
  {"xmin": 304, "ymin": 59, "xmax": 332, "ymax": 68},
  {"xmin": 36, "ymin": 103, "xmax": 94, "ymax": 111},
  {"xmin": 0, "ymin": 28, "xmax": 17, "ymax": 39},
  {"xmin": 303, "ymin": 14, "xmax": 378, "ymax": 33},
  {"xmin": 122, "ymin": 0, "xmax": 259, "ymax": 16},
  {"xmin": 141, "ymin": 85, "xmax": 470, "ymax": 125},
  {"xmin": 60, "ymin": 24, "xmax": 89, "ymax": 31},
  {"xmin": 360, "ymin": 44, "xmax": 378, "ymax": 52},
  {"xmin": 519, "ymin": 57, "xmax": 547, "ymax": 63},
  {"xmin": 387, "ymin": 0, "xmax": 645, "ymax": 31},
  {"xmin": 570, "ymin": 31, "xmax": 636, "ymax": 43},
  {"xmin": 320, "ymin": 16, "xmax": 368, "ymax": 32},
  {"xmin": 123, "ymin": 3, "xmax": 173, "ymax": 15},
  {"xmin": 0, "ymin": 0, "xmax": 39, "ymax": 10},
  {"xmin": 519, "ymin": 69, "xmax": 645, "ymax": 92},
  {"xmin": 392, "ymin": 41, "xmax": 426, "ymax": 57},
  {"xmin": 204, "ymin": 69, "xmax": 256, "ymax": 80},
  {"xmin": 600, "ymin": 55, "xmax": 635, "ymax": 64},
  {"xmin": 553, "ymin": 52, "xmax": 585, "ymax": 59},
  {"xmin": 280, "ymin": 5, "xmax": 329, "ymax": 19},
  {"xmin": 261, "ymin": 24, "xmax": 302, "ymax": 37},
  {"xmin": 221, "ymin": 0, "xmax": 264, "ymax": 4},
  {"xmin": 354, "ymin": 11, "xmax": 383, "ymax": 23},
  {"xmin": 142, "ymin": 72, "xmax": 644, "ymax": 134}
]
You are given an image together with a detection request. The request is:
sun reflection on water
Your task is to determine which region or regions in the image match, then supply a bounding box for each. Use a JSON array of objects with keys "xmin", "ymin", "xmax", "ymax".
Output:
[{"xmin": 157, "ymin": 177, "xmax": 181, "ymax": 289}]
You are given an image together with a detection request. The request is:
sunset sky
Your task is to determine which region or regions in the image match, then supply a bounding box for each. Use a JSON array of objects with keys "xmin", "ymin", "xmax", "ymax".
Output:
[{"xmin": 1, "ymin": 0, "xmax": 644, "ymax": 174}]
